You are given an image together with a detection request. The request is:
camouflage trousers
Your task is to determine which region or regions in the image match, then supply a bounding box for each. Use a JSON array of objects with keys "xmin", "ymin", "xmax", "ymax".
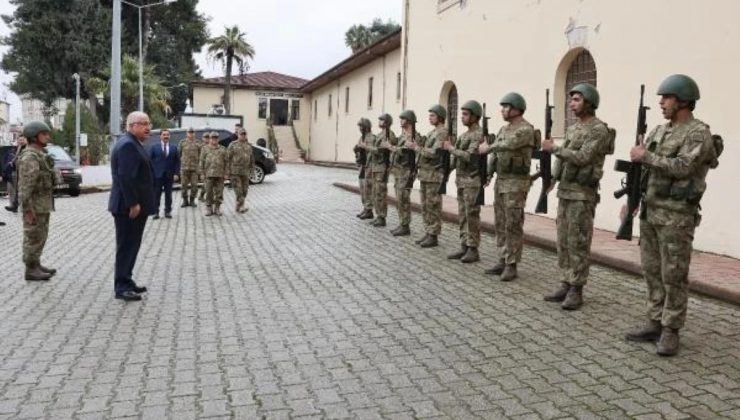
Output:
[
  {"xmin": 393, "ymin": 177, "xmax": 411, "ymax": 226},
  {"xmin": 359, "ymin": 173, "xmax": 373, "ymax": 211},
  {"xmin": 494, "ymin": 189, "xmax": 528, "ymax": 264},
  {"xmin": 640, "ymin": 219, "xmax": 694, "ymax": 330},
  {"xmin": 231, "ymin": 174, "xmax": 250, "ymax": 206},
  {"xmin": 457, "ymin": 186, "xmax": 480, "ymax": 248},
  {"xmin": 205, "ymin": 177, "xmax": 225, "ymax": 206},
  {"xmin": 198, "ymin": 178, "xmax": 207, "ymax": 200},
  {"xmin": 180, "ymin": 170, "xmax": 199, "ymax": 201},
  {"xmin": 556, "ymin": 198, "xmax": 595, "ymax": 286},
  {"xmin": 419, "ymin": 181, "xmax": 442, "ymax": 235},
  {"xmin": 23, "ymin": 212, "xmax": 50, "ymax": 267},
  {"xmin": 371, "ymin": 172, "xmax": 387, "ymax": 218}
]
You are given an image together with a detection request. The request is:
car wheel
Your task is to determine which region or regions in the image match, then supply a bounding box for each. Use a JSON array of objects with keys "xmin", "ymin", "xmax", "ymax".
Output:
[
  {"xmin": 69, "ymin": 187, "xmax": 81, "ymax": 197},
  {"xmin": 250, "ymin": 164, "xmax": 265, "ymax": 184}
]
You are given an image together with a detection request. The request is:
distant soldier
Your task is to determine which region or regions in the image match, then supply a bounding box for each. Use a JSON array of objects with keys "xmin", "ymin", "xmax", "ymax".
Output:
[
  {"xmin": 199, "ymin": 132, "xmax": 228, "ymax": 216},
  {"xmin": 227, "ymin": 127, "xmax": 254, "ymax": 213},
  {"xmin": 387, "ymin": 110, "xmax": 419, "ymax": 236},
  {"xmin": 541, "ymin": 84, "xmax": 613, "ymax": 310},
  {"xmin": 179, "ymin": 127, "xmax": 201, "ymax": 207},
  {"xmin": 18, "ymin": 121, "xmax": 57, "ymax": 281},
  {"xmin": 443, "ymin": 100, "xmax": 484, "ymax": 263},
  {"xmin": 625, "ymin": 75, "xmax": 720, "ymax": 356},
  {"xmin": 408, "ymin": 105, "xmax": 447, "ymax": 248},
  {"xmin": 198, "ymin": 132, "xmax": 210, "ymax": 202},
  {"xmin": 363, "ymin": 114, "xmax": 397, "ymax": 227},
  {"xmin": 354, "ymin": 118, "xmax": 375, "ymax": 220},
  {"xmin": 479, "ymin": 93, "xmax": 537, "ymax": 281}
]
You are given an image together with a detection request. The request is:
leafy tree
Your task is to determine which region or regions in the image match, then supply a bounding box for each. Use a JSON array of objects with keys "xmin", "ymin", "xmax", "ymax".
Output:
[
  {"xmin": 344, "ymin": 18, "xmax": 400, "ymax": 53},
  {"xmin": 206, "ymin": 25, "xmax": 255, "ymax": 115}
]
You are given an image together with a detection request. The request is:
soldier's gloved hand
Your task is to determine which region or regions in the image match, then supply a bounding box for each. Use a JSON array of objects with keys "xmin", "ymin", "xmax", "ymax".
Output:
[{"xmin": 24, "ymin": 211, "xmax": 37, "ymax": 225}]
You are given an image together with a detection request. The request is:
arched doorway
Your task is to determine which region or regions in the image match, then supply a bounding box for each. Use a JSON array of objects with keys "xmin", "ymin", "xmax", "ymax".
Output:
[{"xmin": 564, "ymin": 49, "xmax": 597, "ymax": 128}]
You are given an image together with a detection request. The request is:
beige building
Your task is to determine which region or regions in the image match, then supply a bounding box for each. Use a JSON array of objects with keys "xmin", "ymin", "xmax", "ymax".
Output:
[{"xmin": 21, "ymin": 95, "xmax": 69, "ymax": 128}]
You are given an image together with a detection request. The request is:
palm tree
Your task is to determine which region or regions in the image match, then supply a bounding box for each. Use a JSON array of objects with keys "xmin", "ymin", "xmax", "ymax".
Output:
[
  {"xmin": 207, "ymin": 25, "xmax": 256, "ymax": 114},
  {"xmin": 345, "ymin": 24, "xmax": 371, "ymax": 53}
]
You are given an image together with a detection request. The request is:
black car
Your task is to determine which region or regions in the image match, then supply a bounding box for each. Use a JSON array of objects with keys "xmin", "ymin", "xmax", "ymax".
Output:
[
  {"xmin": 0, "ymin": 144, "xmax": 82, "ymax": 196},
  {"xmin": 146, "ymin": 128, "xmax": 276, "ymax": 184}
]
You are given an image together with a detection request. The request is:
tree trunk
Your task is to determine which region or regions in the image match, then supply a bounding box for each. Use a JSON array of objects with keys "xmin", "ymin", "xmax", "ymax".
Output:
[{"xmin": 224, "ymin": 54, "xmax": 233, "ymax": 114}]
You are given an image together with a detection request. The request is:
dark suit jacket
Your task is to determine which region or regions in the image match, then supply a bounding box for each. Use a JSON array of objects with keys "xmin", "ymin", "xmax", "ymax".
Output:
[
  {"xmin": 149, "ymin": 141, "xmax": 180, "ymax": 180},
  {"xmin": 108, "ymin": 132, "xmax": 156, "ymax": 216}
]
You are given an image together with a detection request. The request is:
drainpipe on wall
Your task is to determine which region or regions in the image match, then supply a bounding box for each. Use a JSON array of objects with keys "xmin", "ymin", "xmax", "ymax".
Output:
[
  {"xmin": 335, "ymin": 79, "xmax": 340, "ymax": 162},
  {"xmin": 402, "ymin": 0, "xmax": 410, "ymax": 109}
]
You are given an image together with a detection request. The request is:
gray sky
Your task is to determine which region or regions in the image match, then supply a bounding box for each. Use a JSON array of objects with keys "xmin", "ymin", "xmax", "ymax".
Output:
[{"xmin": 0, "ymin": 0, "xmax": 402, "ymax": 123}]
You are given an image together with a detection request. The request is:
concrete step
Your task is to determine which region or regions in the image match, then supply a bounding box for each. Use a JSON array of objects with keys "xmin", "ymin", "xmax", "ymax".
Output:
[{"xmin": 272, "ymin": 126, "xmax": 303, "ymax": 163}]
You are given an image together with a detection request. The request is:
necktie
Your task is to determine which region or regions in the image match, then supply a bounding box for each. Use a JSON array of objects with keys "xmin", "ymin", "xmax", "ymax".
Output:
[{"xmin": 163, "ymin": 143, "xmax": 168, "ymax": 157}]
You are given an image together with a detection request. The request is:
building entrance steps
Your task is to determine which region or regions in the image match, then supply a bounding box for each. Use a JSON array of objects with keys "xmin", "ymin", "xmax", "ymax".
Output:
[{"xmin": 273, "ymin": 125, "xmax": 303, "ymax": 163}]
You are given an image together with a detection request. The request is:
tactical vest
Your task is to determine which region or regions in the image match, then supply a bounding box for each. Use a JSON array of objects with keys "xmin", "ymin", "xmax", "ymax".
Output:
[
  {"xmin": 554, "ymin": 118, "xmax": 615, "ymax": 191},
  {"xmin": 454, "ymin": 125, "xmax": 482, "ymax": 176},
  {"xmin": 19, "ymin": 148, "xmax": 55, "ymax": 213},
  {"xmin": 492, "ymin": 121, "xmax": 537, "ymax": 178},
  {"xmin": 180, "ymin": 139, "xmax": 201, "ymax": 171},
  {"xmin": 418, "ymin": 126, "xmax": 447, "ymax": 182}
]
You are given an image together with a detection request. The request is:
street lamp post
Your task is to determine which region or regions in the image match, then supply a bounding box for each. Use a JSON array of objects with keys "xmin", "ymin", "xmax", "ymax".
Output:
[{"xmin": 73, "ymin": 73, "xmax": 81, "ymax": 165}]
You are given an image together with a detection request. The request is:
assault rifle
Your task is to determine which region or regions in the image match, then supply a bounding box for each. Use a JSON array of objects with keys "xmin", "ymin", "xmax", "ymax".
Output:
[
  {"xmin": 382, "ymin": 125, "xmax": 391, "ymax": 183},
  {"xmin": 531, "ymin": 89, "xmax": 554, "ymax": 214},
  {"xmin": 475, "ymin": 103, "xmax": 491, "ymax": 205},
  {"xmin": 437, "ymin": 114, "xmax": 454, "ymax": 194},
  {"xmin": 404, "ymin": 124, "xmax": 418, "ymax": 189},
  {"xmin": 354, "ymin": 141, "xmax": 367, "ymax": 179},
  {"xmin": 614, "ymin": 84, "xmax": 649, "ymax": 241}
]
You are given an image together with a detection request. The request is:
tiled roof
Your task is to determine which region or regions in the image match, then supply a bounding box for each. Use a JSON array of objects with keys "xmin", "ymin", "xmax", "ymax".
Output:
[{"xmin": 193, "ymin": 71, "xmax": 308, "ymax": 91}]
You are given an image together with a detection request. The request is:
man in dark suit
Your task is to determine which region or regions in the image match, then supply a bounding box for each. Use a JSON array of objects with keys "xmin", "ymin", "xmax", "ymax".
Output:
[
  {"xmin": 149, "ymin": 129, "xmax": 180, "ymax": 219},
  {"xmin": 108, "ymin": 111, "xmax": 156, "ymax": 301}
]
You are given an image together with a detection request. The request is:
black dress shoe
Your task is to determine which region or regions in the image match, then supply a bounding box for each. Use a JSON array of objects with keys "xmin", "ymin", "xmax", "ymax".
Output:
[
  {"xmin": 115, "ymin": 291, "xmax": 142, "ymax": 301},
  {"xmin": 164, "ymin": 213, "xmax": 172, "ymax": 219},
  {"xmin": 133, "ymin": 286, "xmax": 148, "ymax": 293},
  {"xmin": 5, "ymin": 206, "xmax": 18, "ymax": 213},
  {"xmin": 152, "ymin": 214, "xmax": 160, "ymax": 220},
  {"xmin": 0, "ymin": 221, "xmax": 5, "ymax": 226}
]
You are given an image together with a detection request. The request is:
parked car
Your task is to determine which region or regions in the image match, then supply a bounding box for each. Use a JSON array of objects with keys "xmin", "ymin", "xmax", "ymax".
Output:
[
  {"xmin": 0, "ymin": 144, "xmax": 82, "ymax": 196},
  {"xmin": 146, "ymin": 128, "xmax": 276, "ymax": 184}
]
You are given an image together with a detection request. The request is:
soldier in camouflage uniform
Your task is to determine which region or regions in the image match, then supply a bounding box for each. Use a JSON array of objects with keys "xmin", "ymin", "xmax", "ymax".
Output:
[
  {"xmin": 18, "ymin": 121, "xmax": 57, "ymax": 281},
  {"xmin": 388, "ymin": 110, "xmax": 420, "ymax": 237},
  {"xmin": 408, "ymin": 105, "xmax": 448, "ymax": 248},
  {"xmin": 479, "ymin": 93, "xmax": 537, "ymax": 281},
  {"xmin": 361, "ymin": 114, "xmax": 396, "ymax": 227},
  {"xmin": 227, "ymin": 128, "xmax": 255, "ymax": 213},
  {"xmin": 443, "ymin": 100, "xmax": 484, "ymax": 263},
  {"xmin": 354, "ymin": 118, "xmax": 375, "ymax": 220},
  {"xmin": 625, "ymin": 75, "xmax": 720, "ymax": 356},
  {"xmin": 199, "ymin": 132, "xmax": 228, "ymax": 216},
  {"xmin": 541, "ymin": 84, "xmax": 613, "ymax": 310},
  {"xmin": 179, "ymin": 127, "xmax": 201, "ymax": 207},
  {"xmin": 198, "ymin": 132, "xmax": 210, "ymax": 202}
]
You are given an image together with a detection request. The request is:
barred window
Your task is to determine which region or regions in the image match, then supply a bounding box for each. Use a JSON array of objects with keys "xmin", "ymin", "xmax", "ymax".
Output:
[{"xmin": 565, "ymin": 49, "xmax": 597, "ymax": 128}]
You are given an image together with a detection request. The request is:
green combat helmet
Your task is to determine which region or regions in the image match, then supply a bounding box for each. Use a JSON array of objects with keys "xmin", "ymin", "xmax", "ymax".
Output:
[
  {"xmin": 379, "ymin": 113, "xmax": 393, "ymax": 126},
  {"xmin": 499, "ymin": 92, "xmax": 527, "ymax": 112},
  {"xmin": 569, "ymin": 83, "xmax": 600, "ymax": 109},
  {"xmin": 461, "ymin": 100, "xmax": 483, "ymax": 118},
  {"xmin": 357, "ymin": 118, "xmax": 371, "ymax": 130},
  {"xmin": 657, "ymin": 74, "xmax": 700, "ymax": 101},
  {"xmin": 399, "ymin": 110, "xmax": 417, "ymax": 123},
  {"xmin": 23, "ymin": 120, "xmax": 52, "ymax": 139},
  {"xmin": 428, "ymin": 105, "xmax": 447, "ymax": 121}
]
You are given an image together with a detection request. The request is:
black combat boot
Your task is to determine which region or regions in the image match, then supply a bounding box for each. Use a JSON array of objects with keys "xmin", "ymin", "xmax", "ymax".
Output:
[
  {"xmin": 25, "ymin": 265, "xmax": 52, "ymax": 281},
  {"xmin": 656, "ymin": 328, "xmax": 680, "ymax": 356},
  {"xmin": 415, "ymin": 233, "xmax": 429, "ymax": 245},
  {"xmin": 561, "ymin": 285, "xmax": 583, "ymax": 310},
  {"xmin": 392, "ymin": 225, "xmax": 410, "ymax": 237},
  {"xmin": 190, "ymin": 197, "xmax": 197, "ymax": 207},
  {"xmin": 5, "ymin": 205, "xmax": 18, "ymax": 213},
  {"xmin": 500, "ymin": 264, "xmax": 518, "ymax": 282},
  {"xmin": 205, "ymin": 206, "xmax": 214, "ymax": 216},
  {"xmin": 544, "ymin": 282, "xmax": 570, "ymax": 302},
  {"xmin": 420, "ymin": 235, "xmax": 438, "ymax": 248},
  {"xmin": 484, "ymin": 259, "xmax": 506, "ymax": 275},
  {"xmin": 460, "ymin": 247, "xmax": 480, "ymax": 263},
  {"xmin": 371, "ymin": 217, "xmax": 386, "ymax": 227},
  {"xmin": 625, "ymin": 320, "xmax": 662, "ymax": 342},
  {"xmin": 356, "ymin": 209, "xmax": 364, "ymax": 218},
  {"xmin": 447, "ymin": 245, "xmax": 467, "ymax": 259},
  {"xmin": 38, "ymin": 264, "xmax": 57, "ymax": 276},
  {"xmin": 359, "ymin": 210, "xmax": 374, "ymax": 220},
  {"xmin": 180, "ymin": 194, "xmax": 189, "ymax": 208},
  {"xmin": 215, "ymin": 205, "xmax": 222, "ymax": 216}
]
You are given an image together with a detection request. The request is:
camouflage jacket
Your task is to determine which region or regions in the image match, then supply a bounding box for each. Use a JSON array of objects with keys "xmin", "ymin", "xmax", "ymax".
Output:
[
  {"xmin": 19, "ymin": 146, "xmax": 55, "ymax": 214},
  {"xmin": 452, "ymin": 124, "xmax": 483, "ymax": 188},
  {"xmin": 554, "ymin": 117, "xmax": 611, "ymax": 202},
  {"xmin": 354, "ymin": 132, "xmax": 375, "ymax": 167},
  {"xmin": 179, "ymin": 138, "xmax": 201, "ymax": 171},
  {"xmin": 391, "ymin": 131, "xmax": 420, "ymax": 179},
  {"xmin": 418, "ymin": 126, "xmax": 447, "ymax": 183},
  {"xmin": 367, "ymin": 129, "xmax": 397, "ymax": 174},
  {"xmin": 227, "ymin": 140, "xmax": 254, "ymax": 176},
  {"xmin": 200, "ymin": 145, "xmax": 228, "ymax": 178},
  {"xmin": 491, "ymin": 119, "xmax": 536, "ymax": 193},
  {"xmin": 642, "ymin": 117, "xmax": 715, "ymax": 227}
]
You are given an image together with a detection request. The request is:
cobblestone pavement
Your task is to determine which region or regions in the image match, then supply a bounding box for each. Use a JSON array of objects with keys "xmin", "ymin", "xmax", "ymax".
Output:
[{"xmin": 1, "ymin": 164, "xmax": 739, "ymax": 419}]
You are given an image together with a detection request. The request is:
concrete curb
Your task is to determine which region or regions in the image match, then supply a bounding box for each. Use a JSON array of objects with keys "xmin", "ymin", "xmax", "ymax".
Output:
[
  {"xmin": 333, "ymin": 181, "xmax": 740, "ymax": 306},
  {"xmin": 308, "ymin": 161, "xmax": 357, "ymax": 170}
]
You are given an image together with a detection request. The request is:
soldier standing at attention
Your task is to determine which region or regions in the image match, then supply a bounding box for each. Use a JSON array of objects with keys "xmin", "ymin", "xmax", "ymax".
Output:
[
  {"xmin": 179, "ymin": 127, "xmax": 201, "ymax": 208},
  {"xmin": 18, "ymin": 121, "xmax": 57, "ymax": 281},
  {"xmin": 199, "ymin": 132, "xmax": 228, "ymax": 216},
  {"xmin": 363, "ymin": 114, "xmax": 396, "ymax": 228},
  {"xmin": 388, "ymin": 110, "xmax": 419, "ymax": 237},
  {"xmin": 625, "ymin": 75, "xmax": 719, "ymax": 356},
  {"xmin": 478, "ymin": 93, "xmax": 537, "ymax": 281},
  {"xmin": 227, "ymin": 127, "xmax": 254, "ymax": 213},
  {"xmin": 198, "ymin": 132, "xmax": 210, "ymax": 202},
  {"xmin": 442, "ymin": 101, "xmax": 484, "ymax": 263},
  {"xmin": 354, "ymin": 118, "xmax": 375, "ymax": 220},
  {"xmin": 541, "ymin": 84, "xmax": 613, "ymax": 309},
  {"xmin": 408, "ymin": 105, "xmax": 448, "ymax": 248}
]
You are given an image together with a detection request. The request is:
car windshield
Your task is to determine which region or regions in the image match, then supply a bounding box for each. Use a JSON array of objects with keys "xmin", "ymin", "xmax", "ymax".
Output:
[{"xmin": 46, "ymin": 145, "xmax": 73, "ymax": 161}]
